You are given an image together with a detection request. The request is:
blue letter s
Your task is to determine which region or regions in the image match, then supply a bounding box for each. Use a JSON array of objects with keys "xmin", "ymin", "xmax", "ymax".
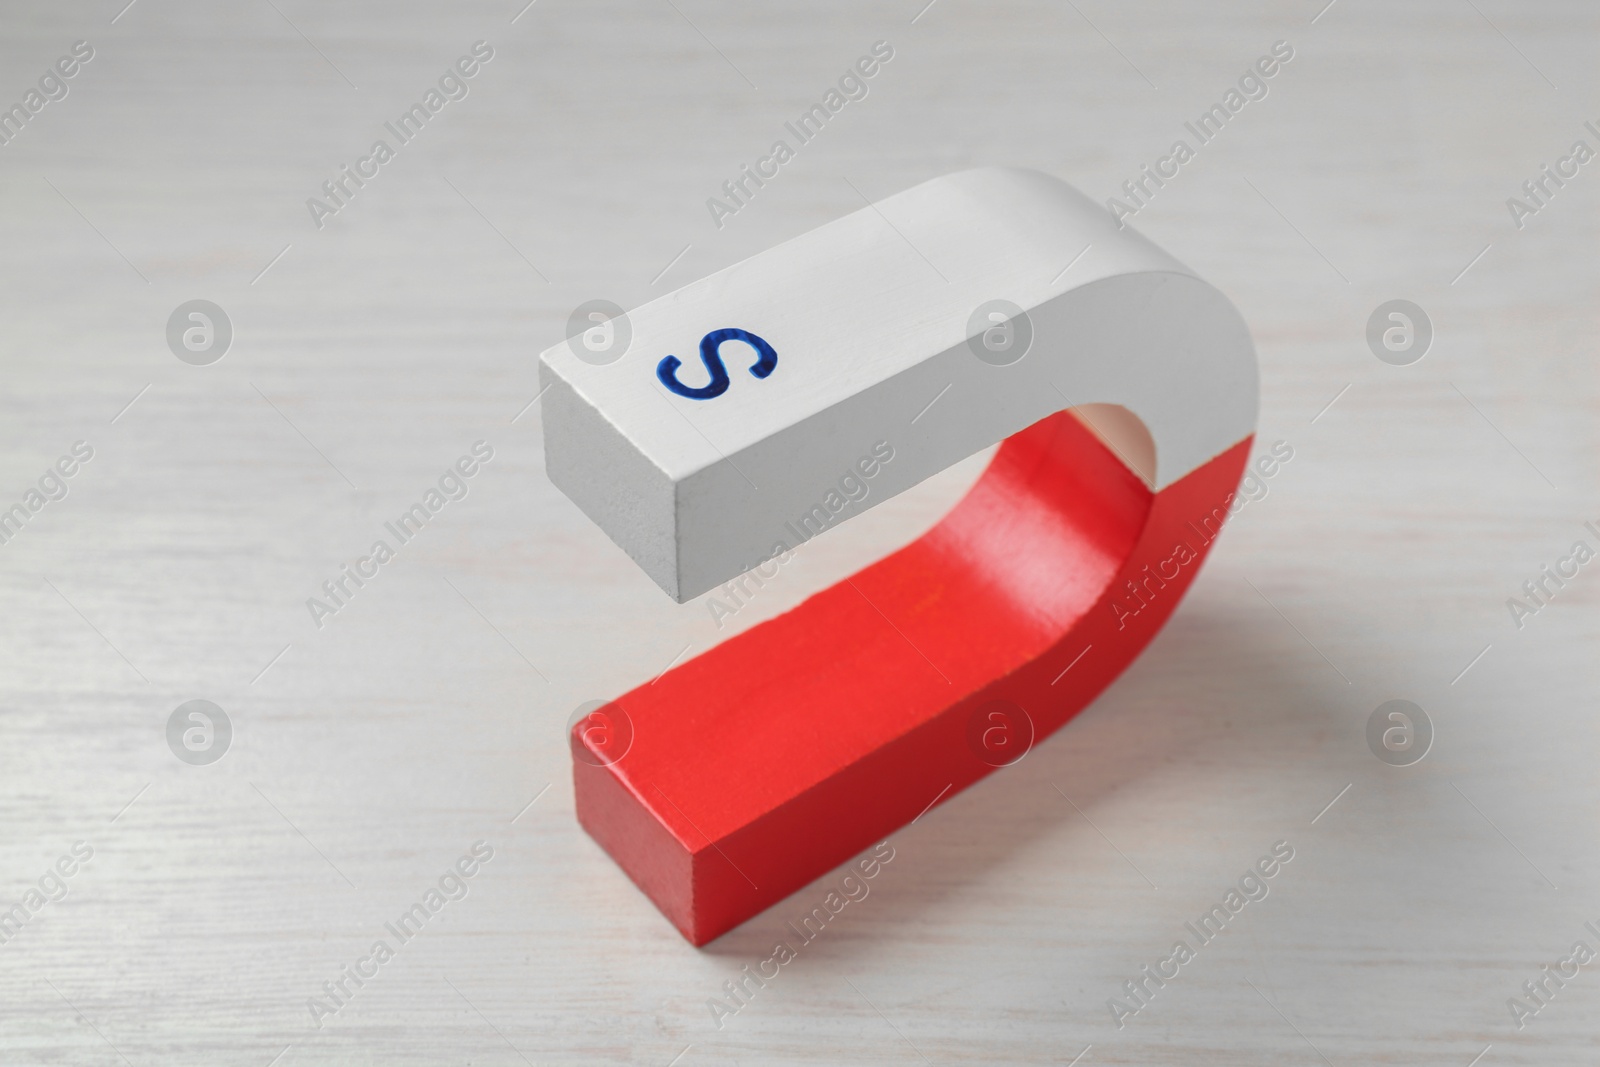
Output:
[{"xmin": 657, "ymin": 328, "xmax": 777, "ymax": 400}]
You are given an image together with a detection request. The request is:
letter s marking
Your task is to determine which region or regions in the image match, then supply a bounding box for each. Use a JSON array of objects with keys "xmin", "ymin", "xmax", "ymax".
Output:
[{"xmin": 657, "ymin": 328, "xmax": 778, "ymax": 400}]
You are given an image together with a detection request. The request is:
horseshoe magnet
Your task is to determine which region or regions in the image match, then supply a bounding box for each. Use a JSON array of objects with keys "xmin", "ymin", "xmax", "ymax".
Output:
[{"xmin": 540, "ymin": 168, "xmax": 1258, "ymax": 945}]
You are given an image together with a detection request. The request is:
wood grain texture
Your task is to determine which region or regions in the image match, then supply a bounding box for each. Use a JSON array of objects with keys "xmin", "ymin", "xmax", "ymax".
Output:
[{"xmin": 0, "ymin": 1, "xmax": 1594, "ymax": 1064}]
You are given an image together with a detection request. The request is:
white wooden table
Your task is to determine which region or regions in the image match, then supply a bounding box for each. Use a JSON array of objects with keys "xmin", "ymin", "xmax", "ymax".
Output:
[{"xmin": 0, "ymin": 1, "xmax": 1595, "ymax": 1063}]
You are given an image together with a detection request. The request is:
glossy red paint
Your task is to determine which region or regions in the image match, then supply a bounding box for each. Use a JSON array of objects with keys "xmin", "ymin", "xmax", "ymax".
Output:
[{"xmin": 573, "ymin": 409, "xmax": 1252, "ymax": 945}]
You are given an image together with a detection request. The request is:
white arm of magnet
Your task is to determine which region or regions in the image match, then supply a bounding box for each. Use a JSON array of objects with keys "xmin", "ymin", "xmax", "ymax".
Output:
[{"xmin": 539, "ymin": 167, "xmax": 1259, "ymax": 603}]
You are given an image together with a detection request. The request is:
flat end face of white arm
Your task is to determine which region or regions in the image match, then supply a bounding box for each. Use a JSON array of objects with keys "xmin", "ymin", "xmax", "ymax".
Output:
[{"xmin": 540, "ymin": 167, "xmax": 1259, "ymax": 602}]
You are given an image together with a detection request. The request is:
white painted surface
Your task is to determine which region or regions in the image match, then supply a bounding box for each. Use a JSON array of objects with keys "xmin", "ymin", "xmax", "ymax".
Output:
[
  {"xmin": 540, "ymin": 167, "xmax": 1258, "ymax": 600},
  {"xmin": 0, "ymin": 1, "xmax": 1595, "ymax": 1065}
]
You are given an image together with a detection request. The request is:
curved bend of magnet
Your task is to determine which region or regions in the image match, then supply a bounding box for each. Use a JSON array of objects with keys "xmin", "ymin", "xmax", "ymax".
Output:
[{"xmin": 538, "ymin": 167, "xmax": 1259, "ymax": 945}]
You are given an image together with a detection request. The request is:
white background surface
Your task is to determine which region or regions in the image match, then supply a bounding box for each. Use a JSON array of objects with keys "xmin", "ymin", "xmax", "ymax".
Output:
[{"xmin": 0, "ymin": 1, "xmax": 1596, "ymax": 1064}]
